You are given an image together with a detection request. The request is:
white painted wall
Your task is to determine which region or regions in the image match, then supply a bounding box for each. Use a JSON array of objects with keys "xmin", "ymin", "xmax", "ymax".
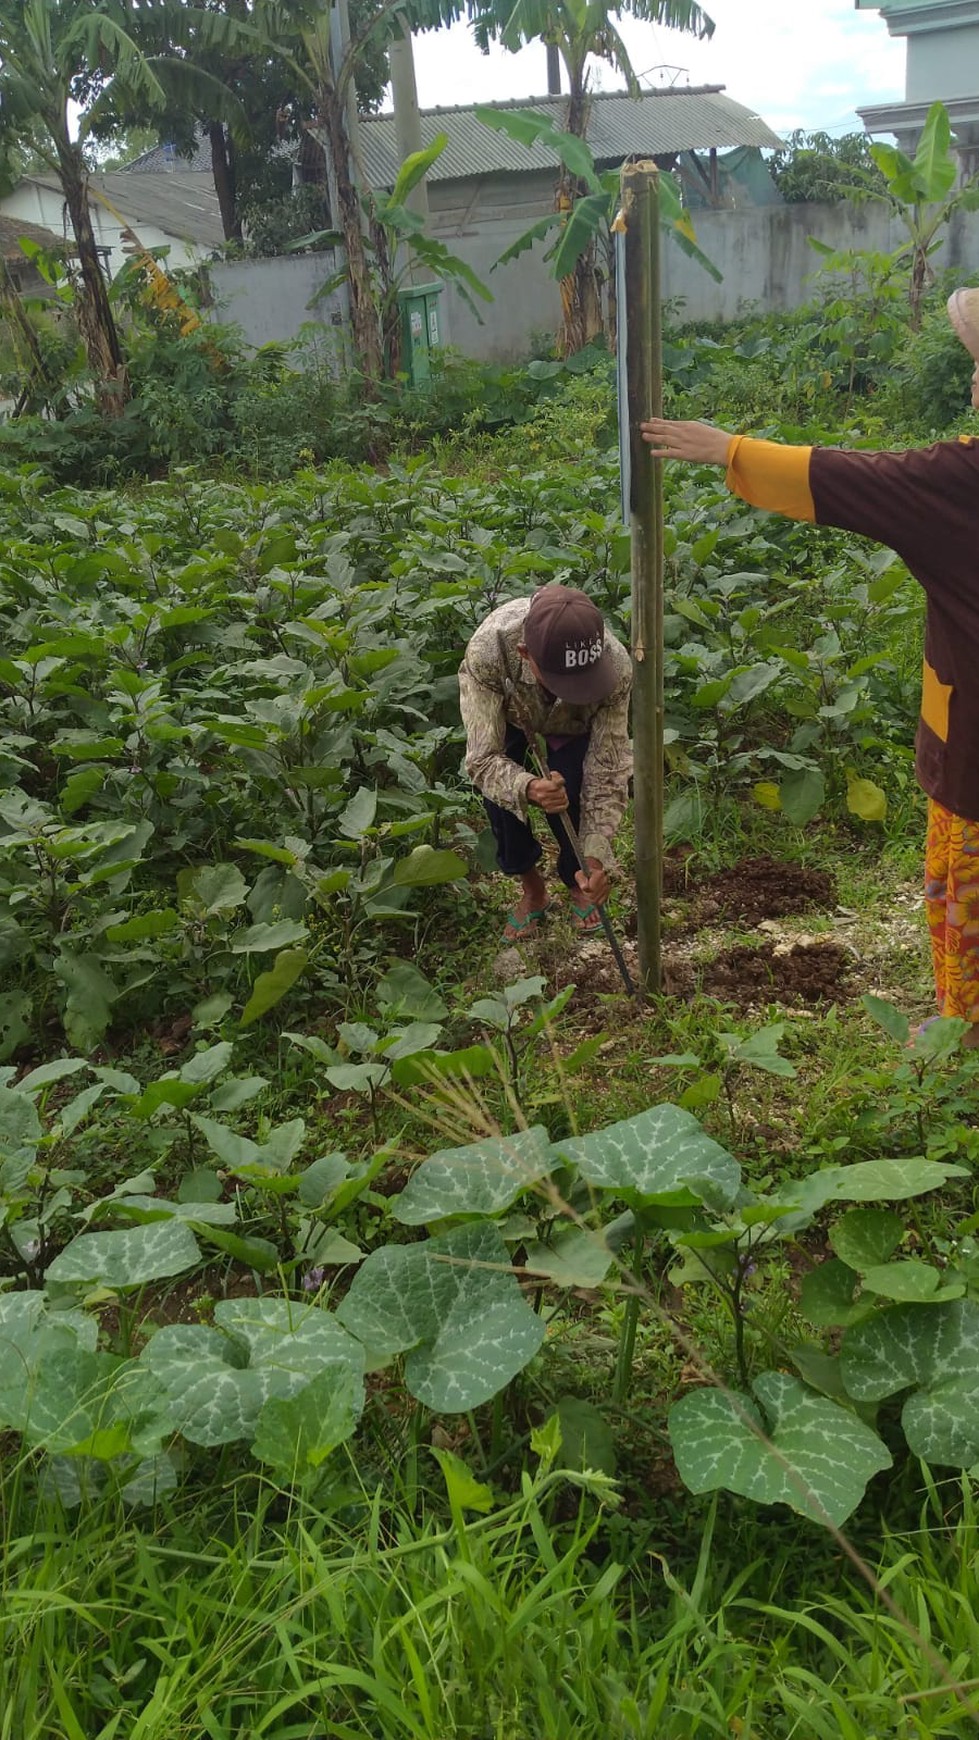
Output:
[
  {"xmin": 208, "ymin": 196, "xmax": 979, "ymax": 363},
  {"xmin": 0, "ymin": 184, "xmax": 207, "ymax": 279},
  {"xmin": 907, "ymin": 23, "xmax": 979, "ymax": 101}
]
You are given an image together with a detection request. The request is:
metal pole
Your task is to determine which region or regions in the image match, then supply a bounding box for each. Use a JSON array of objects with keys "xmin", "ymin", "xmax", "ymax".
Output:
[
  {"xmin": 527, "ymin": 734, "xmax": 638, "ymax": 1001},
  {"xmin": 621, "ymin": 161, "xmax": 664, "ymax": 994}
]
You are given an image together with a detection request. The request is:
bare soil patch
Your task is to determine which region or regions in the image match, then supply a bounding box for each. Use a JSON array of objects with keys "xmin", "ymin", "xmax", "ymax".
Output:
[{"xmin": 695, "ymin": 855, "xmax": 837, "ymax": 925}]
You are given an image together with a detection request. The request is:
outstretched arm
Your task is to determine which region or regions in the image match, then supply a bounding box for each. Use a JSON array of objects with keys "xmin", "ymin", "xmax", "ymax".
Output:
[{"xmin": 640, "ymin": 419, "xmax": 732, "ymax": 465}]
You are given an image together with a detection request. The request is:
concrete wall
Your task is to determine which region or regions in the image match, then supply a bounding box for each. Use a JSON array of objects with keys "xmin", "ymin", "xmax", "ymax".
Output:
[
  {"xmin": 209, "ymin": 251, "xmax": 349, "ymax": 360},
  {"xmin": 907, "ymin": 22, "xmax": 979, "ymax": 101},
  {"xmin": 204, "ymin": 195, "xmax": 979, "ymax": 363}
]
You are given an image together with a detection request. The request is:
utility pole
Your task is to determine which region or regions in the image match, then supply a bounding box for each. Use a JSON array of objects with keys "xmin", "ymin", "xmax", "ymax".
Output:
[
  {"xmin": 389, "ymin": 22, "xmax": 430, "ymax": 286},
  {"xmin": 619, "ymin": 161, "xmax": 664, "ymax": 993}
]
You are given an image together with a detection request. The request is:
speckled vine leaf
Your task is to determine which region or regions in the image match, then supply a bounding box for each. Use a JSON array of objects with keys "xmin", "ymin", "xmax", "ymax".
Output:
[
  {"xmin": 555, "ymin": 1105, "xmax": 740, "ymax": 1207},
  {"xmin": 841, "ymin": 1298, "xmax": 979, "ymax": 1466},
  {"xmin": 336, "ymin": 1222, "xmax": 545, "ymax": 1411},
  {"xmin": 669, "ymin": 1372, "xmax": 891, "ymax": 1527},
  {"xmin": 251, "ymin": 1364, "xmax": 361, "ymax": 1474},
  {"xmin": 141, "ymin": 1297, "xmax": 365, "ymax": 1448},
  {"xmin": 45, "ymin": 1220, "xmax": 201, "ymax": 1288},
  {"xmin": 771, "ymin": 1158, "xmax": 969, "ymax": 1221},
  {"xmin": 394, "ymin": 1125, "xmax": 553, "ymax": 1223}
]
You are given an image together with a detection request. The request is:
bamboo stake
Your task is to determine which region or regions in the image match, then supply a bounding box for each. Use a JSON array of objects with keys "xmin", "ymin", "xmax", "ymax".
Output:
[{"xmin": 620, "ymin": 162, "xmax": 665, "ymax": 994}]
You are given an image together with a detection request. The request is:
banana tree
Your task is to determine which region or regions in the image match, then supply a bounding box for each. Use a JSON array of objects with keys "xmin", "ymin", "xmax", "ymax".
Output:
[
  {"xmin": 471, "ymin": 0, "xmax": 714, "ymax": 351},
  {"xmin": 290, "ymin": 135, "xmax": 492, "ymax": 376},
  {"xmin": 0, "ymin": 0, "xmax": 247, "ymax": 412},
  {"xmin": 869, "ymin": 101, "xmax": 979, "ymax": 328},
  {"xmin": 476, "ymin": 104, "xmax": 719, "ymax": 343}
]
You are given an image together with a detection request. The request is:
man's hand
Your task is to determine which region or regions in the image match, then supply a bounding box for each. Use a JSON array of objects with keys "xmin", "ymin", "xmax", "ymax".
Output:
[
  {"xmin": 528, "ymin": 773, "xmax": 569, "ymax": 814},
  {"xmin": 640, "ymin": 419, "xmax": 732, "ymax": 465},
  {"xmin": 576, "ymin": 859, "xmax": 610, "ymax": 907}
]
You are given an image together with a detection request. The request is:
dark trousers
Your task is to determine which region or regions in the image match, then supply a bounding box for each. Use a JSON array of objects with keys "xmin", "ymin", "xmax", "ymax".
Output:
[{"xmin": 484, "ymin": 726, "xmax": 588, "ymax": 889}]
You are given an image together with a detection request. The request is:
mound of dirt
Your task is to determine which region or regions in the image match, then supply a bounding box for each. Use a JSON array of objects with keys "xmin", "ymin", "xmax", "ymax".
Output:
[
  {"xmin": 700, "ymin": 940, "xmax": 851, "ymax": 1008},
  {"xmin": 698, "ymin": 856, "xmax": 836, "ymax": 924}
]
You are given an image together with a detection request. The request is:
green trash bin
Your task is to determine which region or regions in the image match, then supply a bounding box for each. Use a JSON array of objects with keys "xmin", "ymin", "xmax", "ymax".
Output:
[{"xmin": 398, "ymin": 282, "xmax": 443, "ymax": 386}]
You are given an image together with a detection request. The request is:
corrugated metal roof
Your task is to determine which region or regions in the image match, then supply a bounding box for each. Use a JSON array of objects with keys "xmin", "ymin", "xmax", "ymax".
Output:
[
  {"xmin": 0, "ymin": 213, "xmax": 68, "ymax": 261},
  {"xmin": 23, "ymin": 171, "xmax": 225, "ymax": 249},
  {"xmin": 126, "ymin": 138, "xmax": 214, "ymax": 174},
  {"xmin": 354, "ymin": 87, "xmax": 782, "ymax": 187}
]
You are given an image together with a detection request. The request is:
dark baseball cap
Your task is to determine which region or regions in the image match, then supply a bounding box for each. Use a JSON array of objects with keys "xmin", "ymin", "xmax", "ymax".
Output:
[{"xmin": 522, "ymin": 585, "xmax": 618, "ymax": 704}]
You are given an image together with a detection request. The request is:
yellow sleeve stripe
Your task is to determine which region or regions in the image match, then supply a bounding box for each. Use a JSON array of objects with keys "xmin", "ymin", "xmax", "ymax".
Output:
[
  {"xmin": 921, "ymin": 660, "xmax": 952, "ymax": 744},
  {"xmin": 725, "ymin": 436, "xmax": 816, "ymax": 523}
]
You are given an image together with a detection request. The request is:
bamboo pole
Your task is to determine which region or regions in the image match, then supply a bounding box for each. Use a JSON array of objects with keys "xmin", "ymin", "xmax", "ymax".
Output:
[{"xmin": 620, "ymin": 162, "xmax": 664, "ymax": 993}]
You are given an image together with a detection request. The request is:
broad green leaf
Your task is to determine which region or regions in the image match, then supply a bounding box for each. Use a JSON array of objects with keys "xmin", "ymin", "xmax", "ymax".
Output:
[
  {"xmin": 180, "ymin": 863, "xmax": 248, "ymax": 915},
  {"xmin": 554, "ymin": 1396, "xmax": 616, "ymax": 1476},
  {"xmin": 910, "ymin": 101, "xmax": 957, "ymax": 201},
  {"xmin": 231, "ymin": 919, "xmax": 307, "ymax": 953},
  {"xmin": 193, "ymin": 1114, "xmax": 304, "ymax": 1175},
  {"xmin": 394, "ymin": 1125, "xmax": 552, "ymax": 1223},
  {"xmin": 102, "ymin": 1194, "xmax": 237, "ymax": 1228},
  {"xmin": 669, "ymin": 1372, "xmax": 891, "ymax": 1526},
  {"xmin": 860, "ymin": 1260, "xmax": 961, "ymax": 1303},
  {"xmin": 753, "ymin": 781, "xmax": 781, "ymax": 811},
  {"xmin": 473, "ymin": 104, "xmax": 599, "ymax": 191},
  {"xmin": 18, "ymin": 1057, "xmax": 88, "ymax": 1094},
  {"xmin": 180, "ymin": 1042, "xmax": 235, "ymax": 1085},
  {"xmin": 251, "ymin": 1364, "xmax": 362, "ymax": 1473},
  {"xmin": 46, "ymin": 1221, "xmax": 201, "ymax": 1289},
  {"xmin": 388, "ymin": 845, "xmax": 468, "ymax": 888},
  {"xmin": 800, "ymin": 1259, "xmax": 869, "ymax": 1328},
  {"xmin": 841, "ymin": 1299, "xmax": 979, "ymax": 1466},
  {"xmin": 772, "ymin": 1158, "xmax": 967, "ymax": 1219},
  {"xmin": 104, "ymin": 909, "xmax": 179, "ymax": 942},
  {"xmin": 432, "ymin": 1446, "xmax": 494, "ymax": 1513},
  {"xmin": 54, "ymin": 952, "xmax": 117, "ymax": 1053},
  {"xmin": 830, "ymin": 1208, "xmax": 904, "ymax": 1271},
  {"xmin": 846, "ymin": 776, "xmax": 887, "ymax": 823},
  {"xmin": 390, "ymin": 1044, "xmax": 497, "ymax": 1088},
  {"xmin": 861, "ymin": 993, "xmax": 909, "ymax": 1046},
  {"xmin": 555, "ymin": 1105, "xmax": 740, "ymax": 1208},
  {"xmin": 298, "ymin": 1153, "xmax": 350, "ymax": 1208},
  {"xmin": 141, "ymin": 1298, "xmax": 365, "ymax": 1448},
  {"xmin": 522, "ymin": 1223, "xmax": 615, "ymax": 1289},
  {"xmin": 391, "ymin": 132, "xmax": 448, "ymax": 206},
  {"xmin": 338, "ymin": 787, "xmax": 377, "ymax": 839},
  {"xmin": 14, "ymin": 1347, "xmax": 155, "ymax": 1458},
  {"xmin": 337, "ymin": 1222, "xmax": 545, "ymax": 1411},
  {"xmin": 240, "ymin": 948, "xmax": 308, "ymax": 1026},
  {"xmin": 376, "ymin": 962, "xmax": 448, "ymax": 1022},
  {"xmin": 779, "ymin": 767, "xmax": 825, "ymax": 827},
  {"xmin": 210, "ymin": 1075, "xmax": 268, "ymax": 1112}
]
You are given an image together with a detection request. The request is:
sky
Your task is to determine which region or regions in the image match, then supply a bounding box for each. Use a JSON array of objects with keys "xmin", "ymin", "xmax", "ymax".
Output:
[{"xmin": 408, "ymin": 0, "xmax": 907, "ymax": 140}]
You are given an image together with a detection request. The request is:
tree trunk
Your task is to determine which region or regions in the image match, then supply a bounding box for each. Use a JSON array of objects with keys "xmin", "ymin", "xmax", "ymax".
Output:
[
  {"xmin": 557, "ymin": 75, "xmax": 604, "ymax": 356},
  {"xmin": 316, "ymin": 83, "xmax": 383, "ymax": 382},
  {"xmin": 56, "ymin": 142, "xmax": 128, "ymax": 414},
  {"xmin": 0, "ymin": 253, "xmax": 55, "ymax": 406},
  {"xmin": 208, "ymin": 122, "xmax": 241, "ymax": 242}
]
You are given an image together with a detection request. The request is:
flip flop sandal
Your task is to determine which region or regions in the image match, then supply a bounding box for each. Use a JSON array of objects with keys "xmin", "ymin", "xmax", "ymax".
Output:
[
  {"xmin": 569, "ymin": 900, "xmax": 601, "ymax": 933},
  {"xmin": 503, "ymin": 902, "xmax": 551, "ymax": 941}
]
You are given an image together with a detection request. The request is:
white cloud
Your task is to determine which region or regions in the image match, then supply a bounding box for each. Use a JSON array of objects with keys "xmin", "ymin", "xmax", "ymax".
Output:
[{"xmin": 409, "ymin": 0, "xmax": 906, "ymax": 138}]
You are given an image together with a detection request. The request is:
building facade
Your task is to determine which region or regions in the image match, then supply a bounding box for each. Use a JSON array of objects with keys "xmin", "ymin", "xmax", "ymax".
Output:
[{"xmin": 856, "ymin": 0, "xmax": 979, "ymax": 169}]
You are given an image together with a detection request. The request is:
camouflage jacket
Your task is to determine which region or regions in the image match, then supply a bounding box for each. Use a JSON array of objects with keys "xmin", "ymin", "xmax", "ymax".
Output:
[{"xmin": 459, "ymin": 596, "xmax": 633, "ymax": 871}]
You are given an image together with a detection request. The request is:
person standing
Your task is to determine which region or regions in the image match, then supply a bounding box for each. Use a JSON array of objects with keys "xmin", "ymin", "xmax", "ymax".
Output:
[
  {"xmin": 459, "ymin": 584, "xmax": 632, "ymax": 940},
  {"xmin": 641, "ymin": 287, "xmax": 979, "ymax": 1041}
]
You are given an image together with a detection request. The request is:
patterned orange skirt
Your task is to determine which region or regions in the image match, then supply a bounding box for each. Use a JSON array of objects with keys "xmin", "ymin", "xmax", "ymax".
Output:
[{"xmin": 924, "ymin": 799, "xmax": 979, "ymax": 1025}]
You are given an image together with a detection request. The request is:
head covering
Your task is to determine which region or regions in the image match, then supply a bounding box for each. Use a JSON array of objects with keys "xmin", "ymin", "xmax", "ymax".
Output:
[
  {"xmin": 522, "ymin": 584, "xmax": 618, "ymax": 705},
  {"xmin": 948, "ymin": 287, "xmax": 979, "ymax": 362}
]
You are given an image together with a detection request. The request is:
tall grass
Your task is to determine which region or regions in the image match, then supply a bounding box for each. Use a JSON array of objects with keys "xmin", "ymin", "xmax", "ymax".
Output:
[{"xmin": 2, "ymin": 1443, "xmax": 978, "ymax": 1739}]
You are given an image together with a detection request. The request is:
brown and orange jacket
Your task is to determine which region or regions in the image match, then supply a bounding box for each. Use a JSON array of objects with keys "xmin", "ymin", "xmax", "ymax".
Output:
[{"xmin": 725, "ymin": 434, "xmax": 979, "ymax": 823}]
